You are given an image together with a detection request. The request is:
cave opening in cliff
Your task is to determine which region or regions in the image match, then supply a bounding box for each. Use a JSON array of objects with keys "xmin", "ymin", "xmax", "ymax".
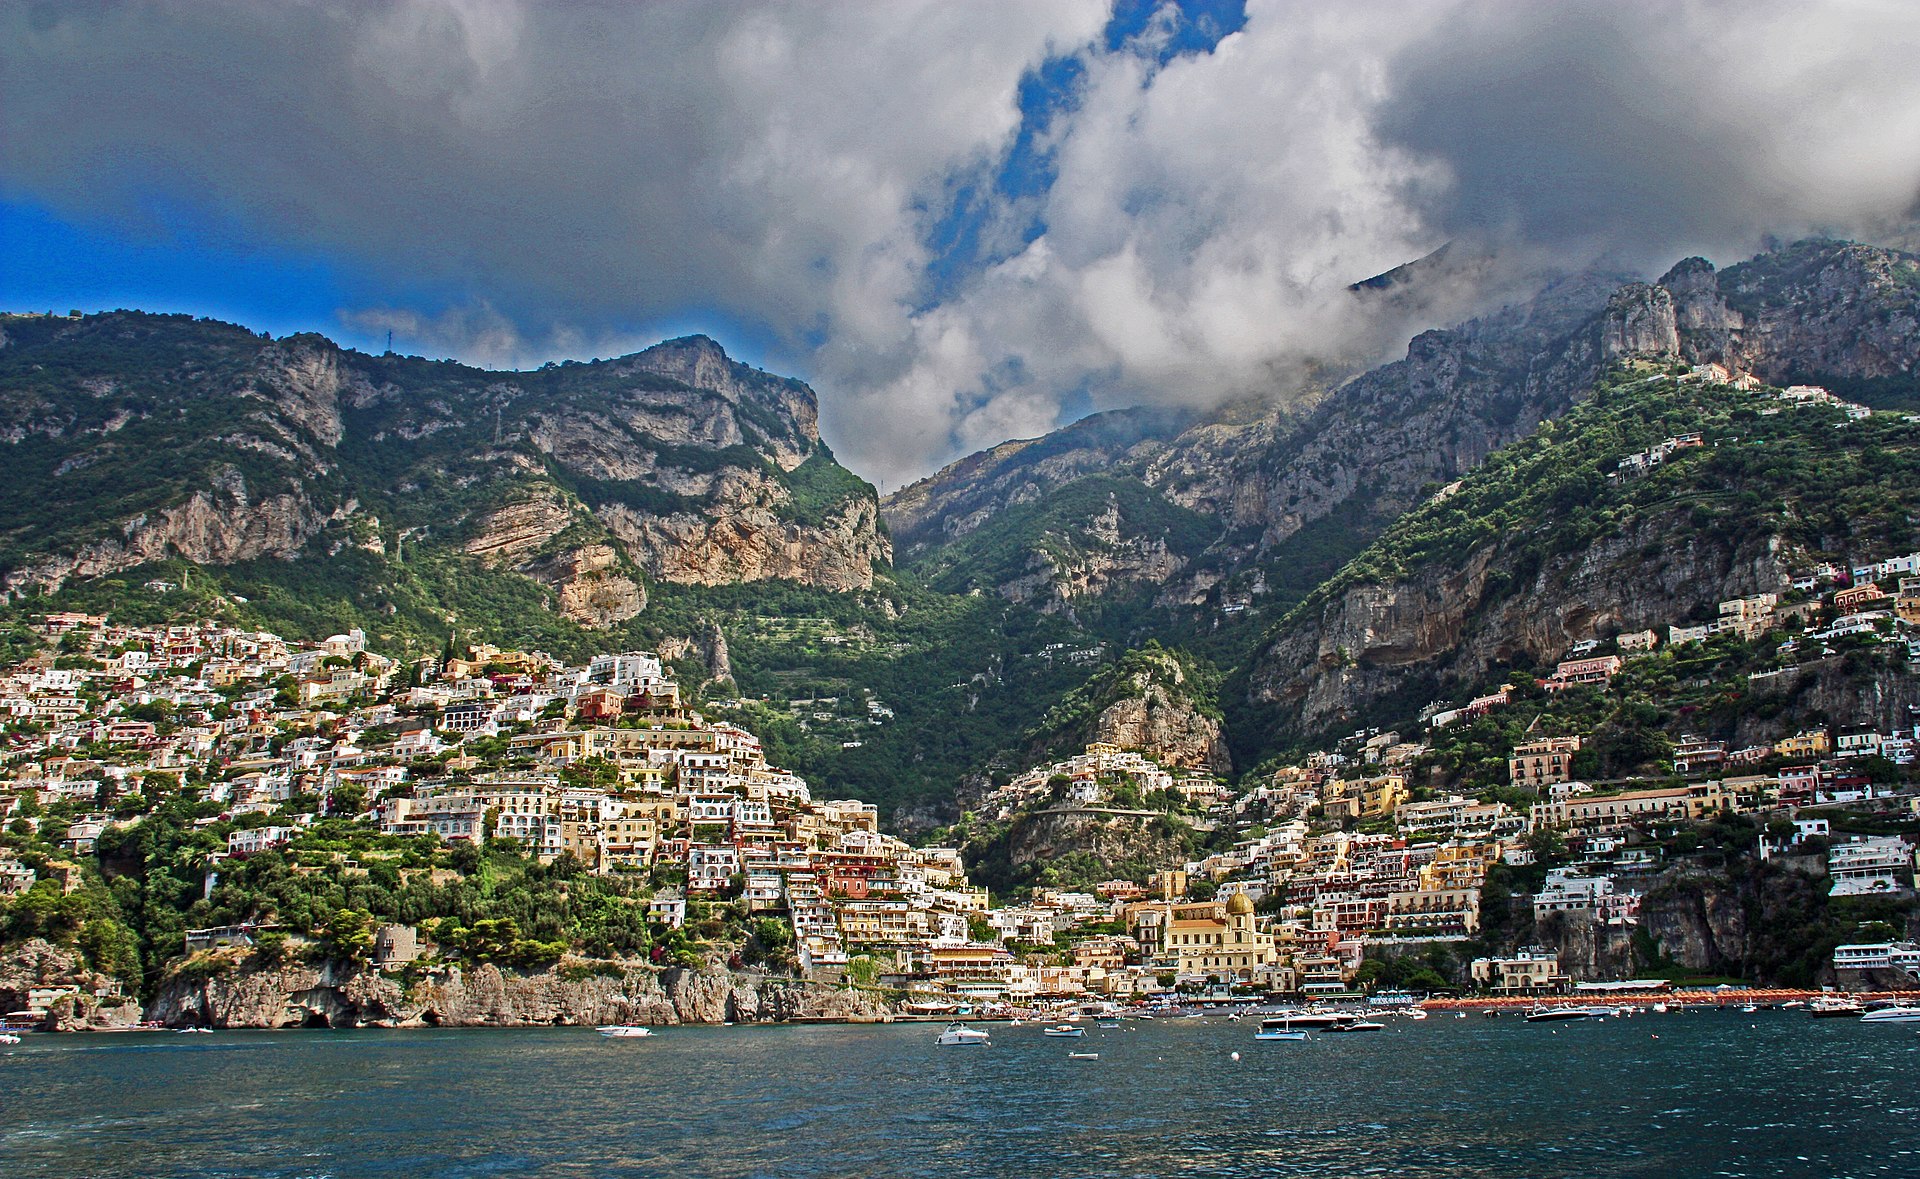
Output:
[{"xmin": 302, "ymin": 1011, "xmax": 330, "ymax": 1028}]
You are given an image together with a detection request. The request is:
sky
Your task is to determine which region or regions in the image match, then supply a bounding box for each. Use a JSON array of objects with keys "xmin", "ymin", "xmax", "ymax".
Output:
[{"xmin": 6, "ymin": 1, "xmax": 1920, "ymax": 489}]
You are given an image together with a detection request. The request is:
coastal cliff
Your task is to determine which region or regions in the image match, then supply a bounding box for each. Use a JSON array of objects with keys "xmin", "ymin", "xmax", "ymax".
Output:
[
  {"xmin": 145, "ymin": 954, "xmax": 894, "ymax": 1030},
  {"xmin": 0, "ymin": 316, "xmax": 886, "ymax": 618}
]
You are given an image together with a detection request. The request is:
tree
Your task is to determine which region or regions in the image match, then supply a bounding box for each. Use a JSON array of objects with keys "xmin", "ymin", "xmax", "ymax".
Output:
[{"xmin": 315, "ymin": 908, "xmax": 376, "ymax": 963}]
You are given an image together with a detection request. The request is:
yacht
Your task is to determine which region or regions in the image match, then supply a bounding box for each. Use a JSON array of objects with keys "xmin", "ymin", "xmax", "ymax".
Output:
[
  {"xmin": 1809, "ymin": 996, "xmax": 1865, "ymax": 1018},
  {"xmin": 936, "ymin": 1022, "xmax": 991, "ymax": 1046},
  {"xmin": 1255, "ymin": 1009, "xmax": 1351, "ymax": 1032},
  {"xmin": 1524, "ymin": 1005, "xmax": 1609, "ymax": 1022},
  {"xmin": 1860, "ymin": 1005, "xmax": 1920, "ymax": 1023},
  {"xmin": 1042, "ymin": 1024, "xmax": 1086, "ymax": 1038},
  {"xmin": 1326, "ymin": 1019, "xmax": 1386, "ymax": 1032},
  {"xmin": 595, "ymin": 1025, "xmax": 654, "ymax": 1038}
]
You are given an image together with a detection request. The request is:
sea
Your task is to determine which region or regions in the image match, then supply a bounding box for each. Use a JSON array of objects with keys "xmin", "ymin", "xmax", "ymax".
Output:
[{"xmin": 4, "ymin": 1009, "xmax": 1916, "ymax": 1178}]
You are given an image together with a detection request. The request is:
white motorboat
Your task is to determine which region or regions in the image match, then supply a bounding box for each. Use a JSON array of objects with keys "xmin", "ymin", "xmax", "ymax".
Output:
[
  {"xmin": 1404, "ymin": 1009, "xmax": 1428, "ymax": 1021},
  {"xmin": 1860, "ymin": 1005, "xmax": 1920, "ymax": 1023},
  {"xmin": 1067, "ymin": 1051, "xmax": 1099, "ymax": 1060},
  {"xmin": 1255, "ymin": 1009, "xmax": 1350, "ymax": 1031},
  {"xmin": 596, "ymin": 1025, "xmax": 654, "ymax": 1038},
  {"xmin": 1809, "ymin": 996, "xmax": 1864, "ymax": 1018},
  {"xmin": 0, "ymin": 1032, "xmax": 20, "ymax": 1045},
  {"xmin": 1326, "ymin": 1019, "xmax": 1386, "ymax": 1032},
  {"xmin": 1524, "ymin": 1005, "xmax": 1611, "ymax": 1022},
  {"xmin": 1042, "ymin": 1024, "xmax": 1086, "ymax": 1038},
  {"xmin": 936, "ymin": 1022, "xmax": 991, "ymax": 1046}
]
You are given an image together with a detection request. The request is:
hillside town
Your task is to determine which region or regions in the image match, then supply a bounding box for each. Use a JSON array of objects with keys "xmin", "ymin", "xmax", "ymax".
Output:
[{"xmin": 3, "ymin": 567, "xmax": 1920, "ymax": 1022}]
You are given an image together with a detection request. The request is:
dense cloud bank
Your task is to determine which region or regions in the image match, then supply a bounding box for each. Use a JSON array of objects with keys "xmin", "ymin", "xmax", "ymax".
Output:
[{"xmin": 6, "ymin": 0, "xmax": 1919, "ymax": 483}]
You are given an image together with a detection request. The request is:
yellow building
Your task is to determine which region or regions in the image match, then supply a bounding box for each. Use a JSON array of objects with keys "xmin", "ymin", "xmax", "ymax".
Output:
[
  {"xmin": 1166, "ymin": 893, "xmax": 1276, "ymax": 983},
  {"xmin": 1774, "ymin": 730, "xmax": 1831, "ymax": 759}
]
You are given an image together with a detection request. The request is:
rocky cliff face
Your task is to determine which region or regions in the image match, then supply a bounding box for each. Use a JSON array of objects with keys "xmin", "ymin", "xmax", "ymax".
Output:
[
  {"xmin": 144, "ymin": 955, "xmax": 893, "ymax": 1030},
  {"xmin": 1252, "ymin": 508, "xmax": 1792, "ymax": 734},
  {"xmin": 1021, "ymin": 646, "xmax": 1230, "ymax": 774},
  {"xmin": 0, "ymin": 315, "xmax": 886, "ymax": 615},
  {"xmin": 1085, "ymin": 665, "xmax": 1230, "ymax": 775},
  {"xmin": 0, "ymin": 938, "xmax": 142, "ymax": 1030},
  {"xmin": 1247, "ymin": 240, "xmax": 1920, "ymax": 736},
  {"xmin": 4, "ymin": 476, "xmax": 334, "ymax": 594},
  {"xmin": 1004, "ymin": 809, "xmax": 1196, "ymax": 876},
  {"xmin": 889, "ymin": 240, "xmax": 1920, "ymax": 627},
  {"xmin": 599, "ymin": 485, "xmax": 888, "ymax": 591}
]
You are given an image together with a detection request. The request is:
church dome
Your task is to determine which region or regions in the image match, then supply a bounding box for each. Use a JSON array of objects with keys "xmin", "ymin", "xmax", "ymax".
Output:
[{"xmin": 1225, "ymin": 891, "xmax": 1254, "ymax": 916}]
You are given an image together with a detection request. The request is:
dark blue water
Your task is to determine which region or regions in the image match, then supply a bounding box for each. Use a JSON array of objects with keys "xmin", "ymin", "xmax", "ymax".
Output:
[{"xmin": 4, "ymin": 1010, "xmax": 1917, "ymax": 1178}]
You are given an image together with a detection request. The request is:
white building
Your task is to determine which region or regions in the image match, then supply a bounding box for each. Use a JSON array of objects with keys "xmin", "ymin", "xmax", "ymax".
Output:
[{"xmin": 1828, "ymin": 836, "xmax": 1911, "ymax": 897}]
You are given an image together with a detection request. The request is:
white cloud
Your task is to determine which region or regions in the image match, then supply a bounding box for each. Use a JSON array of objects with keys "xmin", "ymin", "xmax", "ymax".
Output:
[{"xmin": 6, "ymin": 1, "xmax": 1920, "ymax": 487}]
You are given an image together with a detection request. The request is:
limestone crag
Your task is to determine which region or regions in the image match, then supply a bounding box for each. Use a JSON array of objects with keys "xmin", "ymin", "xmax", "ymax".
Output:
[
  {"xmin": 463, "ymin": 492, "xmax": 575, "ymax": 565},
  {"xmin": 3, "ymin": 476, "xmax": 329, "ymax": 594},
  {"xmin": 1251, "ymin": 508, "xmax": 1792, "ymax": 736},
  {"xmin": 889, "ymin": 241, "xmax": 1920, "ymax": 622},
  {"xmin": 1005, "ymin": 808, "xmax": 1194, "ymax": 875},
  {"xmin": 0, "ymin": 316, "xmax": 886, "ymax": 610},
  {"xmin": 600, "ymin": 490, "xmax": 888, "ymax": 591},
  {"xmin": 0, "ymin": 938, "xmax": 140, "ymax": 1030},
  {"xmin": 530, "ymin": 543, "xmax": 646, "ymax": 628},
  {"xmin": 1089, "ymin": 682, "xmax": 1230, "ymax": 775},
  {"xmin": 144, "ymin": 956, "xmax": 894, "ymax": 1030}
]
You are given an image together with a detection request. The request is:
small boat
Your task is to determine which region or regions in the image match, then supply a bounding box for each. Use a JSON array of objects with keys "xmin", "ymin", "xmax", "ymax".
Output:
[
  {"xmin": 1067, "ymin": 1051, "xmax": 1099, "ymax": 1060},
  {"xmin": 1809, "ymin": 996, "xmax": 1864, "ymax": 1019},
  {"xmin": 1404, "ymin": 1009, "xmax": 1428, "ymax": 1021},
  {"xmin": 1097, "ymin": 1020, "xmax": 1121, "ymax": 1029},
  {"xmin": 596, "ymin": 1025, "xmax": 654, "ymax": 1038},
  {"xmin": 0, "ymin": 1032, "xmax": 20, "ymax": 1045},
  {"xmin": 1860, "ymin": 1005, "xmax": 1920, "ymax": 1023},
  {"xmin": 1651, "ymin": 1002, "xmax": 1670, "ymax": 1013},
  {"xmin": 936, "ymin": 1022, "xmax": 991, "ymax": 1046},
  {"xmin": 1043, "ymin": 1024, "xmax": 1086, "ymax": 1038},
  {"xmin": 1739, "ymin": 1004, "xmax": 1759, "ymax": 1014},
  {"xmin": 1255, "ymin": 1029, "xmax": 1308, "ymax": 1041},
  {"xmin": 1327, "ymin": 1020, "xmax": 1386, "ymax": 1032},
  {"xmin": 1453, "ymin": 1012, "xmax": 1468, "ymax": 1020},
  {"xmin": 1524, "ymin": 1006, "xmax": 1606, "ymax": 1023},
  {"xmin": 177, "ymin": 1027, "xmax": 213, "ymax": 1034}
]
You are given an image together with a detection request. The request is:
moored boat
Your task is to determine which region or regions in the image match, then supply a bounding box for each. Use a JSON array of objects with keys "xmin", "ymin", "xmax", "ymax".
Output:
[
  {"xmin": 1524, "ymin": 1005, "xmax": 1610, "ymax": 1022},
  {"xmin": 1809, "ymin": 996, "xmax": 1865, "ymax": 1018},
  {"xmin": 596, "ymin": 1025, "xmax": 654, "ymax": 1038},
  {"xmin": 936, "ymin": 1022, "xmax": 991, "ymax": 1046},
  {"xmin": 1043, "ymin": 1024, "xmax": 1086, "ymax": 1038},
  {"xmin": 1860, "ymin": 1005, "xmax": 1920, "ymax": 1023}
]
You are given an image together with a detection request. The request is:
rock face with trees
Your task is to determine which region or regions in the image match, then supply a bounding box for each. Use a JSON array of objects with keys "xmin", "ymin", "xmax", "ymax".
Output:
[{"xmin": 0, "ymin": 319, "xmax": 886, "ymax": 611}]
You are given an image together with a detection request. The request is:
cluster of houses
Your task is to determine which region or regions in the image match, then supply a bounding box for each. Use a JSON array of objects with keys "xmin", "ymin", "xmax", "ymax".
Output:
[
  {"xmin": 0, "ymin": 615, "xmax": 1004, "ymax": 985},
  {"xmin": 4, "ymin": 595, "xmax": 1917, "ymax": 1004},
  {"xmin": 975, "ymin": 743, "xmax": 1228, "ymax": 821}
]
